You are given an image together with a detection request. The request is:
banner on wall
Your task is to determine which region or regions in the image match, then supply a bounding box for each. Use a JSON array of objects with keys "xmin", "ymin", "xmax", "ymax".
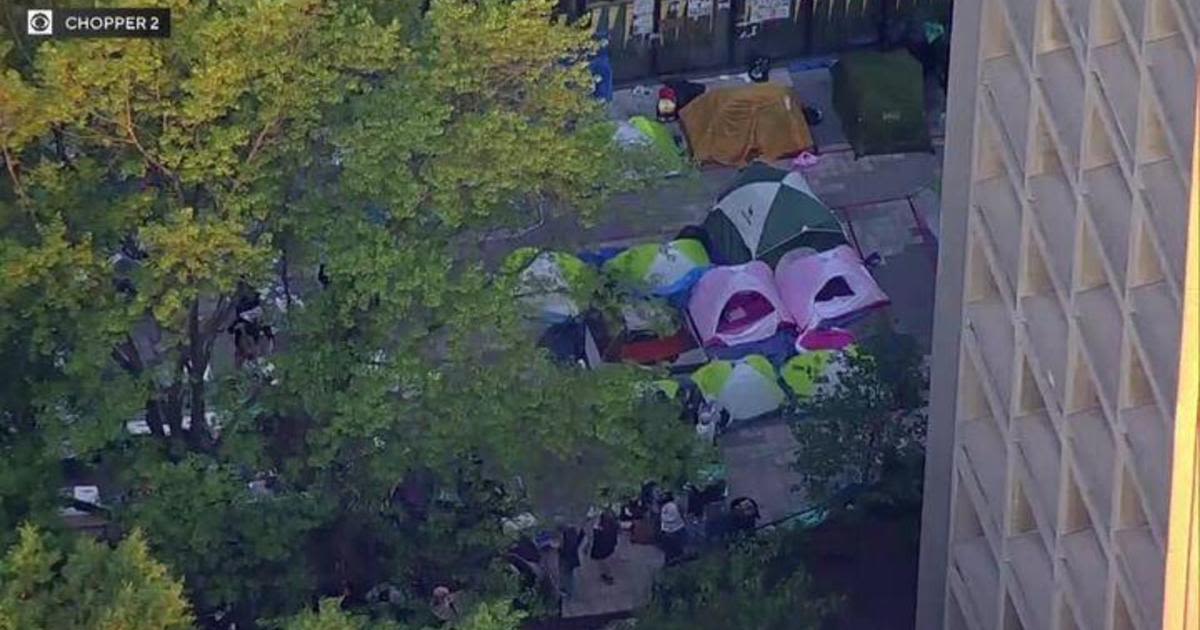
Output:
[
  {"xmin": 747, "ymin": 0, "xmax": 789, "ymax": 23},
  {"xmin": 632, "ymin": 0, "xmax": 655, "ymax": 34},
  {"xmin": 687, "ymin": 0, "xmax": 713, "ymax": 19}
]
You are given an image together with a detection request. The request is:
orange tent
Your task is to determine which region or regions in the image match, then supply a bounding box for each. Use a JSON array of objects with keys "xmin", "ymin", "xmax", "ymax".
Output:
[{"xmin": 680, "ymin": 83, "xmax": 814, "ymax": 167}]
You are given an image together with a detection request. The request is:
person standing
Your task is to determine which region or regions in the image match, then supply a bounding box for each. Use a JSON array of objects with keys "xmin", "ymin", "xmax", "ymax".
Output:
[
  {"xmin": 589, "ymin": 510, "xmax": 620, "ymax": 585},
  {"xmin": 659, "ymin": 492, "xmax": 687, "ymax": 564},
  {"xmin": 559, "ymin": 524, "xmax": 585, "ymax": 599},
  {"xmin": 431, "ymin": 585, "xmax": 461, "ymax": 623}
]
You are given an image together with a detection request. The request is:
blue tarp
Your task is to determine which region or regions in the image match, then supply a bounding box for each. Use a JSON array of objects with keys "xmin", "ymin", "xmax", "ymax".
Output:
[{"xmin": 576, "ymin": 246, "xmax": 625, "ymax": 268}]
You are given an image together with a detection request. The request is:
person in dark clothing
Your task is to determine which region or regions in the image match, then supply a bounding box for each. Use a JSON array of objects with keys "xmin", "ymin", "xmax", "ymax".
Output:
[
  {"xmin": 729, "ymin": 497, "xmax": 760, "ymax": 534},
  {"xmin": 506, "ymin": 536, "xmax": 542, "ymax": 590},
  {"xmin": 558, "ymin": 525, "xmax": 585, "ymax": 598},
  {"xmin": 589, "ymin": 510, "xmax": 620, "ymax": 585}
]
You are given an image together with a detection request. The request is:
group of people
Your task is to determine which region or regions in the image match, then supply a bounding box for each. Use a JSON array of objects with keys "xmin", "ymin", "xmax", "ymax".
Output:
[{"xmin": 506, "ymin": 508, "xmax": 622, "ymax": 606}]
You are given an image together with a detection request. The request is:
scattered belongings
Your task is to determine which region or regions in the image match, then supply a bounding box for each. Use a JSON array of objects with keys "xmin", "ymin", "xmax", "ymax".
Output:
[
  {"xmin": 831, "ymin": 50, "xmax": 934, "ymax": 157},
  {"xmin": 703, "ymin": 162, "xmax": 847, "ymax": 266},
  {"xmin": 747, "ymin": 56, "xmax": 771, "ymax": 83},
  {"xmin": 688, "ymin": 261, "xmax": 794, "ymax": 348},
  {"xmin": 657, "ymin": 86, "xmax": 679, "ymax": 122},
  {"xmin": 680, "ymin": 83, "xmax": 814, "ymax": 167},
  {"xmin": 689, "ymin": 355, "xmax": 786, "ymax": 422},
  {"xmin": 791, "ymin": 151, "xmax": 819, "ymax": 170},
  {"xmin": 775, "ymin": 244, "xmax": 890, "ymax": 343},
  {"xmin": 662, "ymin": 79, "xmax": 706, "ymax": 112}
]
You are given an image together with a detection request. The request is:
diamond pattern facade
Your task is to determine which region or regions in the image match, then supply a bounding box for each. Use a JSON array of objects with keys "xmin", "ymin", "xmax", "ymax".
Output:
[{"xmin": 920, "ymin": 0, "xmax": 1199, "ymax": 628}]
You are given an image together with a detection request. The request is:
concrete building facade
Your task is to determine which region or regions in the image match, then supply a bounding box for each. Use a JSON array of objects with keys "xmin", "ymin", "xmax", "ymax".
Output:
[{"xmin": 916, "ymin": 0, "xmax": 1200, "ymax": 628}]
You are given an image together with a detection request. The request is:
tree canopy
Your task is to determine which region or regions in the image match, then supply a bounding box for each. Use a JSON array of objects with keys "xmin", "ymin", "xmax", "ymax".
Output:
[
  {"xmin": 0, "ymin": 525, "xmax": 193, "ymax": 630},
  {"xmin": 788, "ymin": 324, "xmax": 928, "ymax": 506},
  {"xmin": 0, "ymin": 0, "xmax": 697, "ymax": 626}
]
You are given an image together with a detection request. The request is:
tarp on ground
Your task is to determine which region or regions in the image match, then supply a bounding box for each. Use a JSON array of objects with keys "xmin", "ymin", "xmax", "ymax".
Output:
[
  {"xmin": 704, "ymin": 329, "xmax": 797, "ymax": 366},
  {"xmin": 703, "ymin": 163, "xmax": 848, "ymax": 266},
  {"xmin": 603, "ymin": 239, "xmax": 711, "ymax": 299},
  {"xmin": 688, "ymin": 261, "xmax": 794, "ymax": 348},
  {"xmin": 507, "ymin": 248, "xmax": 597, "ymax": 324},
  {"xmin": 680, "ymin": 83, "xmax": 814, "ymax": 167},
  {"xmin": 775, "ymin": 245, "xmax": 889, "ymax": 339},
  {"xmin": 831, "ymin": 50, "xmax": 933, "ymax": 157},
  {"xmin": 690, "ymin": 355, "xmax": 786, "ymax": 421}
]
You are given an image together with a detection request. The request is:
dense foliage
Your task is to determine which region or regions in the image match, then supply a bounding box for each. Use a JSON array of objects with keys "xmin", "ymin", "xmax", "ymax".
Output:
[
  {"xmin": 0, "ymin": 525, "xmax": 193, "ymax": 630},
  {"xmin": 788, "ymin": 324, "xmax": 928, "ymax": 507},
  {"xmin": 0, "ymin": 0, "xmax": 697, "ymax": 626},
  {"xmin": 627, "ymin": 526, "xmax": 840, "ymax": 630}
]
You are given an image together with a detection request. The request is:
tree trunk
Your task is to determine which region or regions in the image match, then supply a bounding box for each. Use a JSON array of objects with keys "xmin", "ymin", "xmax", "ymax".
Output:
[{"xmin": 186, "ymin": 300, "xmax": 215, "ymax": 452}]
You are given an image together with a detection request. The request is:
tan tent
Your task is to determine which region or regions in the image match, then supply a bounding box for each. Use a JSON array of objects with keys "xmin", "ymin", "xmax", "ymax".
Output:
[{"xmin": 680, "ymin": 83, "xmax": 814, "ymax": 167}]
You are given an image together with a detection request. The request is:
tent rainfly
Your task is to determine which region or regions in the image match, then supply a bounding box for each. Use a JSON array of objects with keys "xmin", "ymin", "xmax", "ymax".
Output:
[
  {"xmin": 680, "ymin": 83, "xmax": 814, "ymax": 166},
  {"xmin": 688, "ymin": 261, "xmax": 794, "ymax": 348},
  {"xmin": 775, "ymin": 244, "xmax": 890, "ymax": 338},
  {"xmin": 690, "ymin": 355, "xmax": 786, "ymax": 421},
  {"xmin": 831, "ymin": 50, "xmax": 934, "ymax": 157},
  {"xmin": 508, "ymin": 249, "xmax": 596, "ymax": 324},
  {"xmin": 703, "ymin": 163, "xmax": 847, "ymax": 267},
  {"xmin": 603, "ymin": 239, "xmax": 711, "ymax": 299}
]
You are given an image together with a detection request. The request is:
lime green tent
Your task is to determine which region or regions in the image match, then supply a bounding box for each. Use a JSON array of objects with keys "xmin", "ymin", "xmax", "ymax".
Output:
[
  {"xmin": 831, "ymin": 51, "xmax": 933, "ymax": 157},
  {"xmin": 781, "ymin": 351, "xmax": 833, "ymax": 401},
  {"xmin": 782, "ymin": 345, "xmax": 863, "ymax": 401},
  {"xmin": 691, "ymin": 355, "xmax": 785, "ymax": 421},
  {"xmin": 629, "ymin": 116, "xmax": 681, "ymax": 159}
]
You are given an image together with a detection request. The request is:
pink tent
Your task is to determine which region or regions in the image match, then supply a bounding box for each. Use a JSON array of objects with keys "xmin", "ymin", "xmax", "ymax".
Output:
[
  {"xmin": 775, "ymin": 245, "xmax": 889, "ymax": 337},
  {"xmin": 688, "ymin": 261, "xmax": 795, "ymax": 347}
]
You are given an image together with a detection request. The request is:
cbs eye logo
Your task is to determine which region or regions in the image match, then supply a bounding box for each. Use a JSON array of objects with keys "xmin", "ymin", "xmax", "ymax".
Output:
[{"xmin": 27, "ymin": 10, "xmax": 53, "ymax": 36}]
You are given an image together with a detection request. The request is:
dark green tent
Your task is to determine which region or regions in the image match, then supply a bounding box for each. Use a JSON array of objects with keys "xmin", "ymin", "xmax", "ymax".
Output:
[
  {"xmin": 831, "ymin": 50, "xmax": 933, "ymax": 157},
  {"xmin": 703, "ymin": 162, "xmax": 847, "ymax": 267}
]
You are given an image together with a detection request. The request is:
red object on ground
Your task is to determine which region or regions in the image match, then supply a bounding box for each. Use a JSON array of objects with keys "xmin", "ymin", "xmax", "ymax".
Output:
[{"xmin": 614, "ymin": 326, "xmax": 698, "ymax": 364}]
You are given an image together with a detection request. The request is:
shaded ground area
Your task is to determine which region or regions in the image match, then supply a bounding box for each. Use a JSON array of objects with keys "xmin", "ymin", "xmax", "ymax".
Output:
[
  {"xmin": 802, "ymin": 509, "xmax": 922, "ymax": 630},
  {"xmin": 559, "ymin": 532, "xmax": 664, "ymax": 619}
]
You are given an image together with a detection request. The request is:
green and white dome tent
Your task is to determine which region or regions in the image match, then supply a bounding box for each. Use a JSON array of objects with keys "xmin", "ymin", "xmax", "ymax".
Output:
[
  {"xmin": 504, "ymin": 248, "xmax": 598, "ymax": 324},
  {"xmin": 690, "ymin": 354, "xmax": 786, "ymax": 421},
  {"xmin": 703, "ymin": 162, "xmax": 848, "ymax": 267},
  {"xmin": 603, "ymin": 238, "xmax": 711, "ymax": 299}
]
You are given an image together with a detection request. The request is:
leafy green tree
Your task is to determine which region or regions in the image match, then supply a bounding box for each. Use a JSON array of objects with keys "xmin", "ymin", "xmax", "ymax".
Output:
[
  {"xmin": 788, "ymin": 324, "xmax": 928, "ymax": 506},
  {"xmin": 629, "ymin": 526, "xmax": 840, "ymax": 630},
  {"xmin": 0, "ymin": 525, "xmax": 193, "ymax": 630},
  {"xmin": 1, "ymin": 0, "xmax": 696, "ymax": 625}
]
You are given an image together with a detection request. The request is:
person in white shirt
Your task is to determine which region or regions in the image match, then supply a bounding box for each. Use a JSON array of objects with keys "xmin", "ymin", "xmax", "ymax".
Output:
[{"xmin": 658, "ymin": 492, "xmax": 687, "ymax": 564}]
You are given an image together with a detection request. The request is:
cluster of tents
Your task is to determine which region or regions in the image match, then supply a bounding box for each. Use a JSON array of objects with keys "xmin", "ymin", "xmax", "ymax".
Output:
[{"xmin": 508, "ymin": 162, "xmax": 889, "ymax": 423}]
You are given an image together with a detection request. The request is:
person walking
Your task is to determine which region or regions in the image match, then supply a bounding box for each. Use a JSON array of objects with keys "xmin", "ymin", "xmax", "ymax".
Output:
[
  {"xmin": 558, "ymin": 524, "xmax": 584, "ymax": 599},
  {"xmin": 589, "ymin": 510, "xmax": 620, "ymax": 585},
  {"xmin": 659, "ymin": 492, "xmax": 687, "ymax": 564}
]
